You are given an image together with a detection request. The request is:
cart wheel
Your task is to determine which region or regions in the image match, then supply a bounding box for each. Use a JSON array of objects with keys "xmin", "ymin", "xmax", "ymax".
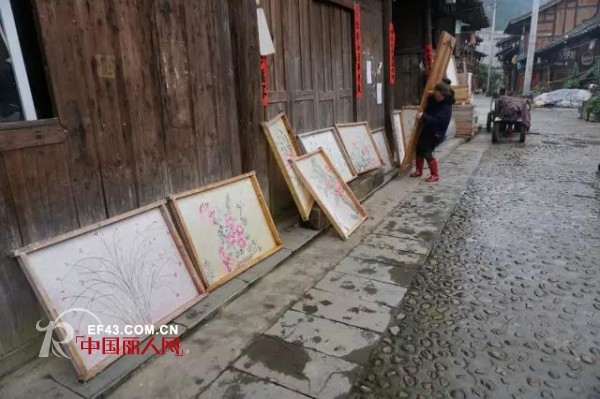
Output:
[
  {"xmin": 486, "ymin": 112, "xmax": 493, "ymax": 132},
  {"xmin": 519, "ymin": 124, "xmax": 526, "ymax": 143},
  {"xmin": 492, "ymin": 122, "xmax": 499, "ymax": 143}
]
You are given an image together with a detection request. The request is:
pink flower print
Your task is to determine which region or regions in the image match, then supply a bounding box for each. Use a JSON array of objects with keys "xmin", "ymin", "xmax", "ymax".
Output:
[
  {"xmin": 226, "ymin": 231, "xmax": 238, "ymax": 246},
  {"xmin": 334, "ymin": 184, "xmax": 343, "ymax": 198},
  {"xmin": 238, "ymin": 238, "xmax": 247, "ymax": 250},
  {"xmin": 236, "ymin": 226, "xmax": 244, "ymax": 234},
  {"xmin": 218, "ymin": 246, "xmax": 234, "ymax": 272},
  {"xmin": 199, "ymin": 203, "xmax": 216, "ymax": 222}
]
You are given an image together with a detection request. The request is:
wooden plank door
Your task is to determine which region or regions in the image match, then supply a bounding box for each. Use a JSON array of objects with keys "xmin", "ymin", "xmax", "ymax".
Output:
[
  {"xmin": 311, "ymin": 1, "xmax": 354, "ymax": 127},
  {"xmin": 262, "ymin": 0, "xmax": 354, "ymax": 218}
]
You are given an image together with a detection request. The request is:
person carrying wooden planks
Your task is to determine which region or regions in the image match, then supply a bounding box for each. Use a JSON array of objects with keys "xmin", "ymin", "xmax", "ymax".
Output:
[{"xmin": 410, "ymin": 82, "xmax": 455, "ymax": 183}]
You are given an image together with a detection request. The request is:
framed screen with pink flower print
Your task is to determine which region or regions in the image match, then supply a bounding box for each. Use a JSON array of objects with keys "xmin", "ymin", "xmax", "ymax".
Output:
[
  {"xmin": 291, "ymin": 150, "xmax": 368, "ymax": 240},
  {"xmin": 262, "ymin": 113, "xmax": 314, "ymax": 221},
  {"xmin": 371, "ymin": 128, "xmax": 394, "ymax": 174},
  {"xmin": 401, "ymin": 106, "xmax": 419, "ymax": 150},
  {"xmin": 391, "ymin": 110, "xmax": 406, "ymax": 166},
  {"xmin": 169, "ymin": 172, "xmax": 282, "ymax": 291},
  {"xmin": 297, "ymin": 127, "xmax": 357, "ymax": 183},
  {"xmin": 335, "ymin": 122, "xmax": 383, "ymax": 175}
]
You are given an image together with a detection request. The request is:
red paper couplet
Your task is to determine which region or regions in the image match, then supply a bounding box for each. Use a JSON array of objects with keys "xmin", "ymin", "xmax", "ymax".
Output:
[
  {"xmin": 425, "ymin": 44, "xmax": 434, "ymax": 75},
  {"xmin": 260, "ymin": 56, "xmax": 269, "ymax": 106},
  {"xmin": 354, "ymin": 3, "xmax": 363, "ymax": 98},
  {"xmin": 389, "ymin": 22, "xmax": 396, "ymax": 85}
]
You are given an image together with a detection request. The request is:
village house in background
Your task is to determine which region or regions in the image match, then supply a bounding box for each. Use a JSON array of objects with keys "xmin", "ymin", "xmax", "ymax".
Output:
[{"xmin": 498, "ymin": 0, "xmax": 600, "ymax": 93}]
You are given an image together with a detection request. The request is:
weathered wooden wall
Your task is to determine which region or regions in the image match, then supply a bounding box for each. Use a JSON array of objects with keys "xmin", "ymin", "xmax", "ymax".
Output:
[
  {"xmin": 0, "ymin": 0, "xmax": 243, "ymax": 372},
  {"xmin": 534, "ymin": 0, "xmax": 599, "ymax": 48},
  {"xmin": 356, "ymin": 0, "xmax": 386, "ymax": 128},
  {"xmin": 261, "ymin": 0, "xmax": 356, "ymax": 217}
]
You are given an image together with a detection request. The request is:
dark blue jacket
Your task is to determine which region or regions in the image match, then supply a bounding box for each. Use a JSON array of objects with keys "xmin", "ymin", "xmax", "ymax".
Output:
[{"xmin": 421, "ymin": 96, "xmax": 453, "ymax": 144}]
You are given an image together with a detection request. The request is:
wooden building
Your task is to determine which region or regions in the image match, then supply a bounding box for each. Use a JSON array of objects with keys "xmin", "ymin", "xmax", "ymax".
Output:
[
  {"xmin": 392, "ymin": 0, "xmax": 488, "ymax": 106},
  {"xmin": 536, "ymin": 13, "xmax": 600, "ymax": 89},
  {"xmin": 0, "ymin": 0, "xmax": 401, "ymax": 376},
  {"xmin": 501, "ymin": 0, "xmax": 600, "ymax": 92}
]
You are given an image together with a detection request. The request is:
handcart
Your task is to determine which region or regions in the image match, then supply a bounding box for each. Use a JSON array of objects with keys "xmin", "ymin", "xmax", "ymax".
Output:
[{"xmin": 486, "ymin": 96, "xmax": 531, "ymax": 143}]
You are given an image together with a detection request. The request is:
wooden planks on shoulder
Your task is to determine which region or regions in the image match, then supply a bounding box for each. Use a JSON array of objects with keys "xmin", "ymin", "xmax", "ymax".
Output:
[{"xmin": 401, "ymin": 32, "xmax": 457, "ymax": 170}]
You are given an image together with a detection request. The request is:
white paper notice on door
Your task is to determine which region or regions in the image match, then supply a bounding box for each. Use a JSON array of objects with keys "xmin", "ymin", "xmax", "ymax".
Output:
[
  {"xmin": 366, "ymin": 61, "xmax": 372, "ymax": 84},
  {"xmin": 376, "ymin": 83, "xmax": 383, "ymax": 104}
]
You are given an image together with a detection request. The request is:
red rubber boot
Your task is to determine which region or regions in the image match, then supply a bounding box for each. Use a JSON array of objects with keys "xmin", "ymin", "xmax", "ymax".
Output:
[
  {"xmin": 410, "ymin": 156, "xmax": 424, "ymax": 177},
  {"xmin": 426, "ymin": 159, "xmax": 439, "ymax": 182}
]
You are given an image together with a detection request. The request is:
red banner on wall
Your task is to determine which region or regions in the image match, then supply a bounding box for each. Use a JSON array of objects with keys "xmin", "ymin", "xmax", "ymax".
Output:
[
  {"xmin": 354, "ymin": 3, "xmax": 363, "ymax": 98},
  {"xmin": 389, "ymin": 22, "xmax": 395, "ymax": 85},
  {"xmin": 425, "ymin": 44, "xmax": 434, "ymax": 75},
  {"xmin": 260, "ymin": 56, "xmax": 269, "ymax": 106}
]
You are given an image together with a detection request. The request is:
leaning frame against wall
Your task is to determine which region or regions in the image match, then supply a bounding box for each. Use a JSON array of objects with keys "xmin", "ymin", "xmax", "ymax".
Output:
[
  {"xmin": 391, "ymin": 110, "xmax": 406, "ymax": 166},
  {"xmin": 291, "ymin": 149, "xmax": 367, "ymax": 240},
  {"xmin": 169, "ymin": 172, "xmax": 282, "ymax": 291},
  {"xmin": 334, "ymin": 122, "xmax": 383, "ymax": 175},
  {"xmin": 296, "ymin": 127, "xmax": 357, "ymax": 183},
  {"xmin": 371, "ymin": 128, "xmax": 394, "ymax": 173},
  {"xmin": 262, "ymin": 113, "xmax": 314, "ymax": 221},
  {"xmin": 14, "ymin": 202, "xmax": 206, "ymax": 381}
]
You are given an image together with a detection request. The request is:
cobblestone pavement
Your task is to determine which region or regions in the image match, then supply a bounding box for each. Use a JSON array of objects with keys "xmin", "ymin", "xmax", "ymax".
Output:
[{"xmin": 351, "ymin": 109, "xmax": 600, "ymax": 399}]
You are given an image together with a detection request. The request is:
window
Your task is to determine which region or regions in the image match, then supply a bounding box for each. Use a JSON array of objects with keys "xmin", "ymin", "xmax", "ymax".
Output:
[{"xmin": 0, "ymin": 0, "xmax": 53, "ymax": 123}]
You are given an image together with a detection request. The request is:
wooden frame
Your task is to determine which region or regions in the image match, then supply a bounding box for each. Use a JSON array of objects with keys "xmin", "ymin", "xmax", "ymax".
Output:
[
  {"xmin": 297, "ymin": 127, "xmax": 357, "ymax": 183},
  {"xmin": 261, "ymin": 113, "xmax": 314, "ymax": 221},
  {"xmin": 402, "ymin": 31, "xmax": 456, "ymax": 169},
  {"xmin": 0, "ymin": 118, "xmax": 67, "ymax": 151},
  {"xmin": 169, "ymin": 172, "xmax": 283, "ymax": 292},
  {"xmin": 14, "ymin": 201, "xmax": 206, "ymax": 381},
  {"xmin": 391, "ymin": 110, "xmax": 407, "ymax": 166},
  {"xmin": 314, "ymin": 0, "xmax": 354, "ymax": 10},
  {"xmin": 334, "ymin": 121, "xmax": 384, "ymax": 175},
  {"xmin": 291, "ymin": 149, "xmax": 367, "ymax": 241},
  {"xmin": 371, "ymin": 127, "xmax": 394, "ymax": 173},
  {"xmin": 400, "ymin": 106, "xmax": 419, "ymax": 151}
]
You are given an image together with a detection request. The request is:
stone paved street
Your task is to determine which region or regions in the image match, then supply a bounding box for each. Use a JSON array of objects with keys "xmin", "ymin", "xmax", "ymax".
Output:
[{"xmin": 351, "ymin": 108, "xmax": 600, "ymax": 399}]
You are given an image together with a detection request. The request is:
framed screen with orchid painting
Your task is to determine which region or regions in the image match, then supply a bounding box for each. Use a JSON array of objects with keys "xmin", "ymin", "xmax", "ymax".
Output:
[{"xmin": 15, "ymin": 202, "xmax": 205, "ymax": 381}]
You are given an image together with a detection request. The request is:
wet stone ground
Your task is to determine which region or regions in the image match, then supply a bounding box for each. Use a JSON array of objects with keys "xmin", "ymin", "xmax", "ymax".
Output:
[{"xmin": 351, "ymin": 109, "xmax": 600, "ymax": 399}]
